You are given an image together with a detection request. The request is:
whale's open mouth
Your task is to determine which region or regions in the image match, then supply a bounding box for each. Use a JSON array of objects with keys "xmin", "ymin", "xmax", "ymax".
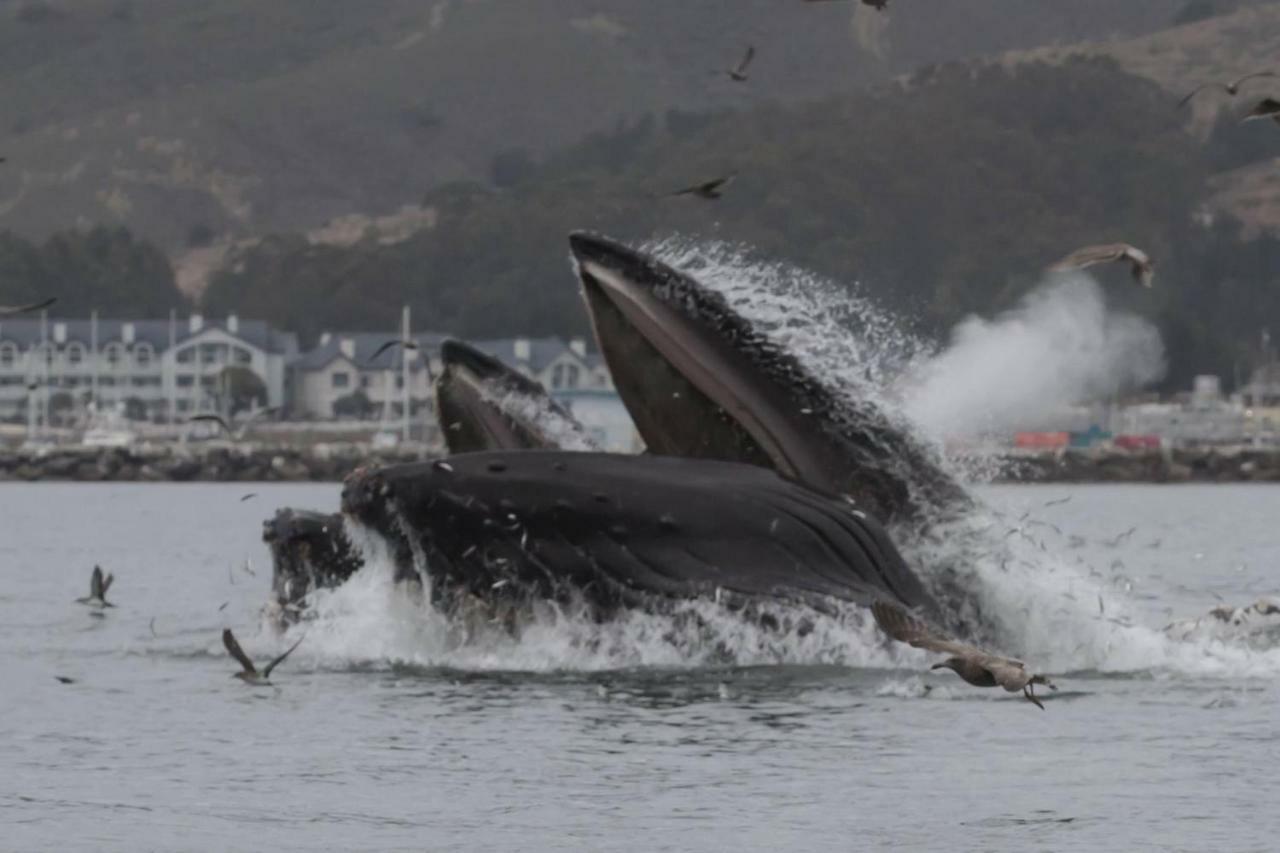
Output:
[
  {"xmin": 570, "ymin": 231, "xmax": 963, "ymax": 525},
  {"xmin": 435, "ymin": 338, "xmax": 598, "ymax": 455}
]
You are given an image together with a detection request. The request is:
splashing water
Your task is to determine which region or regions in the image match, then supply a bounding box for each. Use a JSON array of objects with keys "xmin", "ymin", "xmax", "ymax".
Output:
[{"xmin": 287, "ymin": 238, "xmax": 1280, "ymax": 681}]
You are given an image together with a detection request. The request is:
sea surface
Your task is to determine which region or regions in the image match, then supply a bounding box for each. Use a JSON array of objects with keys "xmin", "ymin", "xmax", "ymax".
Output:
[{"xmin": 2, "ymin": 481, "xmax": 1279, "ymax": 852}]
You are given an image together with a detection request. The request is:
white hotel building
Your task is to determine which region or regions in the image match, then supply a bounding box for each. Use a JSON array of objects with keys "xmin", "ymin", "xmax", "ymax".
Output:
[{"xmin": 0, "ymin": 313, "xmax": 297, "ymax": 421}]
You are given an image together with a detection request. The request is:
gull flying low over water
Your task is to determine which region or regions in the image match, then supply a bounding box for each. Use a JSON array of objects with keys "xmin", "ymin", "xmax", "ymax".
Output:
[
  {"xmin": 187, "ymin": 407, "xmax": 277, "ymax": 440},
  {"xmin": 222, "ymin": 628, "xmax": 304, "ymax": 685},
  {"xmin": 1179, "ymin": 71, "xmax": 1277, "ymax": 108},
  {"xmin": 666, "ymin": 173, "xmax": 736, "ymax": 200},
  {"xmin": 872, "ymin": 601, "xmax": 1058, "ymax": 710},
  {"xmin": 75, "ymin": 565, "xmax": 115, "ymax": 609},
  {"xmin": 1242, "ymin": 97, "xmax": 1280, "ymax": 124},
  {"xmin": 1049, "ymin": 242, "xmax": 1154, "ymax": 288},
  {"xmin": 726, "ymin": 45, "xmax": 755, "ymax": 82},
  {"xmin": 0, "ymin": 297, "xmax": 56, "ymax": 317}
]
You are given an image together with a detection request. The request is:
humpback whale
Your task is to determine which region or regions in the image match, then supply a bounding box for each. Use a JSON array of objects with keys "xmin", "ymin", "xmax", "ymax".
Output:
[
  {"xmin": 569, "ymin": 231, "xmax": 965, "ymax": 525},
  {"xmin": 263, "ymin": 234, "xmax": 975, "ymax": 638},
  {"xmin": 341, "ymin": 451, "xmax": 941, "ymax": 621},
  {"xmin": 435, "ymin": 338, "xmax": 598, "ymax": 455}
]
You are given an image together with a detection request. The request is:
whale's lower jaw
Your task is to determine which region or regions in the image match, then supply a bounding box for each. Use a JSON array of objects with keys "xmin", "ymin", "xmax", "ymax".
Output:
[{"xmin": 337, "ymin": 450, "xmax": 943, "ymax": 624}]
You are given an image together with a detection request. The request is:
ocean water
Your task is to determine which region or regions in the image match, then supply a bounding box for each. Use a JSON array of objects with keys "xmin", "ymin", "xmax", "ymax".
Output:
[{"xmin": 3, "ymin": 481, "xmax": 1279, "ymax": 852}]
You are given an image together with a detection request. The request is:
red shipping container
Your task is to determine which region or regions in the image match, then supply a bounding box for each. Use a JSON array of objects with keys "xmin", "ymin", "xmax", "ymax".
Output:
[
  {"xmin": 1013, "ymin": 431, "xmax": 1070, "ymax": 449},
  {"xmin": 1113, "ymin": 434, "xmax": 1161, "ymax": 451}
]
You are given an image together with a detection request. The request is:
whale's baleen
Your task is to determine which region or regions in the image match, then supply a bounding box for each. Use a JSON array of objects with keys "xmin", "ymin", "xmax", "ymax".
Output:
[
  {"xmin": 569, "ymin": 231, "xmax": 964, "ymax": 524},
  {"xmin": 435, "ymin": 338, "xmax": 598, "ymax": 455},
  {"xmin": 263, "ymin": 508, "xmax": 364, "ymax": 620},
  {"xmin": 341, "ymin": 451, "xmax": 941, "ymax": 620}
]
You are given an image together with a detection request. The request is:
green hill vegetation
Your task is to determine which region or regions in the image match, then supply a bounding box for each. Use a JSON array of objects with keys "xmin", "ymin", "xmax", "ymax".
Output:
[{"xmin": 199, "ymin": 56, "xmax": 1280, "ymax": 390}]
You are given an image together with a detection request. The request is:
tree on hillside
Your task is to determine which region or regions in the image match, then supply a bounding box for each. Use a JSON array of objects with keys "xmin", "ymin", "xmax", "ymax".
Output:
[{"xmin": 0, "ymin": 226, "xmax": 188, "ymax": 318}]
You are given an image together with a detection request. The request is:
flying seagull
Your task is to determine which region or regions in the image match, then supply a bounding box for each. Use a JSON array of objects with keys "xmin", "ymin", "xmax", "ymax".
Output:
[
  {"xmin": 222, "ymin": 628, "xmax": 304, "ymax": 685},
  {"xmin": 367, "ymin": 339, "xmax": 418, "ymax": 364},
  {"xmin": 1180, "ymin": 71, "xmax": 1277, "ymax": 108},
  {"xmin": 1241, "ymin": 97, "xmax": 1280, "ymax": 124},
  {"xmin": 726, "ymin": 45, "xmax": 755, "ymax": 82},
  {"xmin": 240, "ymin": 493, "xmax": 258, "ymax": 502},
  {"xmin": 871, "ymin": 601, "xmax": 1058, "ymax": 709},
  {"xmin": 75, "ymin": 565, "xmax": 115, "ymax": 609},
  {"xmin": 666, "ymin": 173, "xmax": 736, "ymax": 200},
  {"xmin": 1049, "ymin": 242, "xmax": 1154, "ymax": 288},
  {"xmin": 0, "ymin": 297, "xmax": 56, "ymax": 317},
  {"xmin": 188, "ymin": 407, "xmax": 277, "ymax": 440},
  {"xmin": 55, "ymin": 676, "xmax": 76, "ymax": 685},
  {"xmin": 188, "ymin": 413, "xmax": 232, "ymax": 435}
]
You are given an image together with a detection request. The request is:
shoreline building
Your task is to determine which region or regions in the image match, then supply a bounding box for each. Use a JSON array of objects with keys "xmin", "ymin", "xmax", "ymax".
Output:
[
  {"xmin": 286, "ymin": 331, "xmax": 447, "ymax": 425},
  {"xmin": 288, "ymin": 333, "xmax": 639, "ymax": 451},
  {"xmin": 0, "ymin": 313, "xmax": 296, "ymax": 423}
]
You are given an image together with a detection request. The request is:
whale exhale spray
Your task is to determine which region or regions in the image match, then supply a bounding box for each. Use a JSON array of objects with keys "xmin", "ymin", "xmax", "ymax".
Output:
[{"xmin": 900, "ymin": 274, "xmax": 1165, "ymax": 439}]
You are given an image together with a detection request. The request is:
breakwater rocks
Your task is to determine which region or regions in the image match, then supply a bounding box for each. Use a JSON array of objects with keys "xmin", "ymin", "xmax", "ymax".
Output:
[
  {"xmin": 0, "ymin": 445, "xmax": 431, "ymax": 482},
  {"xmin": 1, "ymin": 445, "xmax": 1279, "ymax": 483},
  {"xmin": 998, "ymin": 447, "xmax": 1280, "ymax": 483}
]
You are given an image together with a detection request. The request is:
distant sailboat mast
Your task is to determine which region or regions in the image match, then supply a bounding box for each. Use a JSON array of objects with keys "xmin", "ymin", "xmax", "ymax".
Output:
[
  {"xmin": 39, "ymin": 308, "xmax": 49, "ymax": 434},
  {"xmin": 401, "ymin": 305, "xmax": 411, "ymax": 443},
  {"xmin": 167, "ymin": 308, "xmax": 177, "ymax": 426},
  {"xmin": 90, "ymin": 309, "xmax": 99, "ymax": 406}
]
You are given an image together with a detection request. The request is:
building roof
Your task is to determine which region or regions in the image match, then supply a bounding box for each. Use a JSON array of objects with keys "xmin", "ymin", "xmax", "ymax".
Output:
[
  {"xmin": 0, "ymin": 315, "xmax": 298, "ymax": 355},
  {"xmin": 289, "ymin": 331, "xmax": 450, "ymax": 372},
  {"xmin": 468, "ymin": 336, "xmax": 594, "ymax": 374}
]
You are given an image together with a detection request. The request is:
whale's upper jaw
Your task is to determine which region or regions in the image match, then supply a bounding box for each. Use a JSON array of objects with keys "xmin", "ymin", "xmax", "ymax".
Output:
[
  {"xmin": 571, "ymin": 231, "xmax": 807, "ymax": 479},
  {"xmin": 569, "ymin": 231, "xmax": 964, "ymax": 525}
]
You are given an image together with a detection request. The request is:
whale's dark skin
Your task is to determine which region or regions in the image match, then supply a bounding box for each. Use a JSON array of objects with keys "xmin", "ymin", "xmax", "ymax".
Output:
[
  {"xmin": 436, "ymin": 338, "xmax": 597, "ymax": 455},
  {"xmin": 263, "ymin": 508, "xmax": 364, "ymax": 620},
  {"xmin": 570, "ymin": 231, "xmax": 967, "ymax": 527},
  {"xmin": 340, "ymin": 451, "xmax": 941, "ymax": 621}
]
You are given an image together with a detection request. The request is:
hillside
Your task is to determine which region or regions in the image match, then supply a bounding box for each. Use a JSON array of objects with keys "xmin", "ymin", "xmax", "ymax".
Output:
[{"xmin": 0, "ymin": 0, "xmax": 1194, "ymax": 254}]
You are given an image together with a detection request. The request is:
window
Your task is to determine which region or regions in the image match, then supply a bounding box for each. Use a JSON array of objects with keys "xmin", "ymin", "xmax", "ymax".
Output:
[
  {"xmin": 65, "ymin": 343, "xmax": 84, "ymax": 365},
  {"xmin": 395, "ymin": 375, "xmax": 404, "ymax": 389},
  {"xmin": 360, "ymin": 375, "xmax": 371, "ymax": 389},
  {"xmin": 177, "ymin": 376, "xmax": 194, "ymax": 388},
  {"xmin": 100, "ymin": 377, "xmax": 116, "ymax": 387},
  {"xmin": 176, "ymin": 348, "xmax": 194, "ymax": 364},
  {"xmin": 332, "ymin": 372, "xmax": 350, "ymax": 389},
  {"xmin": 551, "ymin": 363, "xmax": 580, "ymax": 390},
  {"xmin": 104, "ymin": 343, "xmax": 124, "ymax": 367},
  {"xmin": 233, "ymin": 346, "xmax": 252, "ymax": 365},
  {"xmin": 0, "ymin": 343, "xmax": 16, "ymax": 368},
  {"xmin": 135, "ymin": 343, "xmax": 153, "ymax": 367}
]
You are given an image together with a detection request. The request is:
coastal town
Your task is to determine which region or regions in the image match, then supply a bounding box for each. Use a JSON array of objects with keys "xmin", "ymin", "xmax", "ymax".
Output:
[{"xmin": 2, "ymin": 307, "xmax": 1279, "ymax": 482}]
